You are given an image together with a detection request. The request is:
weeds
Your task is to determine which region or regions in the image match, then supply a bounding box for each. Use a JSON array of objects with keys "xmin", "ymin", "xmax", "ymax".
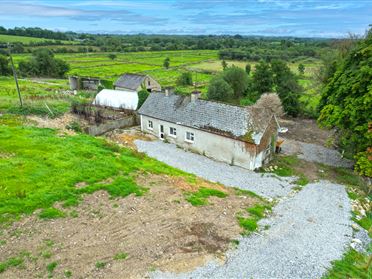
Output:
[
  {"xmin": 185, "ymin": 187, "xmax": 228, "ymax": 206},
  {"xmin": 113, "ymin": 252, "xmax": 128, "ymax": 260},
  {"xmin": 95, "ymin": 261, "xmax": 106, "ymax": 269},
  {"xmin": 0, "ymin": 256, "xmax": 24, "ymax": 273},
  {"xmin": 47, "ymin": 261, "xmax": 58, "ymax": 277},
  {"xmin": 322, "ymin": 247, "xmax": 372, "ymax": 279},
  {"xmin": 64, "ymin": 270, "xmax": 72, "ymax": 278}
]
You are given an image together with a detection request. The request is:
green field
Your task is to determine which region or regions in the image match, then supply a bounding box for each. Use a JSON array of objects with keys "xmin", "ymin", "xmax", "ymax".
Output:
[
  {"xmin": 0, "ymin": 34, "xmax": 74, "ymax": 44},
  {"xmin": 2, "ymin": 49, "xmax": 322, "ymax": 117}
]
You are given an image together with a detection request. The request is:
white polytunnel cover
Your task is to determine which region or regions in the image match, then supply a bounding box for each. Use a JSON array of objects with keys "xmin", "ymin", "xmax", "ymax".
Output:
[{"xmin": 93, "ymin": 89, "xmax": 139, "ymax": 110}]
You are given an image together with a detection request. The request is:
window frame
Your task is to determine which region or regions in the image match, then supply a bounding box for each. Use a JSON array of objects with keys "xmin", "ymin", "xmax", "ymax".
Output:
[
  {"xmin": 185, "ymin": 131, "xmax": 195, "ymax": 143},
  {"xmin": 169, "ymin": 127, "xmax": 177, "ymax": 138},
  {"xmin": 147, "ymin": 120, "xmax": 153, "ymax": 130}
]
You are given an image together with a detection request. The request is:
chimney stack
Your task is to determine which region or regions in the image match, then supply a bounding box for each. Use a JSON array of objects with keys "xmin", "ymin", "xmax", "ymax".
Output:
[
  {"xmin": 191, "ymin": 91, "xmax": 201, "ymax": 102},
  {"xmin": 164, "ymin": 87, "xmax": 174, "ymax": 97}
]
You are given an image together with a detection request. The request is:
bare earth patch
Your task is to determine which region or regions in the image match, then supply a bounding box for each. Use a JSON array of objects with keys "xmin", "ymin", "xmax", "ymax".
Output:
[
  {"xmin": 279, "ymin": 117, "xmax": 333, "ymax": 146},
  {"xmin": 0, "ymin": 174, "xmax": 258, "ymax": 278},
  {"xmin": 106, "ymin": 127, "xmax": 155, "ymax": 149},
  {"xmin": 27, "ymin": 113, "xmax": 87, "ymax": 135}
]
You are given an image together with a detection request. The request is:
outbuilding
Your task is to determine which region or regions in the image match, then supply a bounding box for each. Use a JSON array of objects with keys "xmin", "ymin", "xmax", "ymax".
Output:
[{"xmin": 93, "ymin": 89, "xmax": 138, "ymax": 110}]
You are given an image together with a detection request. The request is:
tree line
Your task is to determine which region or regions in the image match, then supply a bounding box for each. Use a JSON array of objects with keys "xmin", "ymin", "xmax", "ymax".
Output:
[{"xmin": 207, "ymin": 60, "xmax": 302, "ymax": 117}]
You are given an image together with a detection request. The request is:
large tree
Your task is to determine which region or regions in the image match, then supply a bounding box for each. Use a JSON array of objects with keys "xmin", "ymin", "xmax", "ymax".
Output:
[
  {"xmin": 271, "ymin": 60, "xmax": 302, "ymax": 117},
  {"xmin": 318, "ymin": 29, "xmax": 372, "ymax": 176},
  {"xmin": 207, "ymin": 76, "xmax": 233, "ymax": 101},
  {"xmin": 222, "ymin": 66, "xmax": 249, "ymax": 98},
  {"xmin": 252, "ymin": 61, "xmax": 273, "ymax": 95}
]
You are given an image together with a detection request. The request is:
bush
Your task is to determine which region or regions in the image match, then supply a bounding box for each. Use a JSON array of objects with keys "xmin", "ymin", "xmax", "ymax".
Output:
[
  {"xmin": 176, "ymin": 72, "xmax": 193, "ymax": 86},
  {"xmin": 222, "ymin": 66, "xmax": 249, "ymax": 98}
]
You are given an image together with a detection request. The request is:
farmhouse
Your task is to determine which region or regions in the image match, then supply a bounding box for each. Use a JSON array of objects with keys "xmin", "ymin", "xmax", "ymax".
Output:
[
  {"xmin": 138, "ymin": 91, "xmax": 278, "ymax": 170},
  {"xmin": 114, "ymin": 73, "xmax": 161, "ymax": 92}
]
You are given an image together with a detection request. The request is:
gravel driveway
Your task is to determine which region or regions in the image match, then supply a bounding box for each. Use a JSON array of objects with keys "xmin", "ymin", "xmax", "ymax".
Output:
[
  {"xmin": 281, "ymin": 138, "xmax": 353, "ymax": 168},
  {"xmin": 135, "ymin": 140, "xmax": 296, "ymax": 199},
  {"xmin": 135, "ymin": 140, "xmax": 354, "ymax": 279},
  {"xmin": 152, "ymin": 182, "xmax": 352, "ymax": 279}
]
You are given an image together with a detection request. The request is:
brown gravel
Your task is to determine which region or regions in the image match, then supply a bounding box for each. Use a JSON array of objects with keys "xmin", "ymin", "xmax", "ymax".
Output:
[{"xmin": 0, "ymin": 174, "xmax": 258, "ymax": 279}]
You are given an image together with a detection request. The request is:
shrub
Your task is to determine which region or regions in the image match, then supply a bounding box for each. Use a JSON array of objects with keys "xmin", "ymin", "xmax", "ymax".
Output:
[
  {"xmin": 177, "ymin": 72, "xmax": 193, "ymax": 86},
  {"xmin": 137, "ymin": 89, "xmax": 149, "ymax": 109}
]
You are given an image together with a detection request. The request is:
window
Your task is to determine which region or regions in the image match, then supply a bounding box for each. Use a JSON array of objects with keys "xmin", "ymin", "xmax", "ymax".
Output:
[
  {"xmin": 169, "ymin": 127, "xmax": 177, "ymax": 137},
  {"xmin": 185, "ymin": 131, "xmax": 195, "ymax": 143},
  {"xmin": 147, "ymin": 120, "xmax": 153, "ymax": 130}
]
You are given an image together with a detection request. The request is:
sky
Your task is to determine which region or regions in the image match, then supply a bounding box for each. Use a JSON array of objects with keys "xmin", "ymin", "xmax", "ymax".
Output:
[{"xmin": 0, "ymin": 0, "xmax": 371, "ymax": 38}]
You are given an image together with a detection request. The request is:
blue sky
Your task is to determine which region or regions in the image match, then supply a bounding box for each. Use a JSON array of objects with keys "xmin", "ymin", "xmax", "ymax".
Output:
[{"xmin": 0, "ymin": 0, "xmax": 371, "ymax": 38}]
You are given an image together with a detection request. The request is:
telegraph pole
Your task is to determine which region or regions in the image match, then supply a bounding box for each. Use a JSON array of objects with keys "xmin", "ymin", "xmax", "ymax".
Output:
[{"xmin": 8, "ymin": 43, "xmax": 23, "ymax": 107}]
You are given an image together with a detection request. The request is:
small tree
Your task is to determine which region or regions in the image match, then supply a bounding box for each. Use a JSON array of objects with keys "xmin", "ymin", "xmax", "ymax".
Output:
[
  {"xmin": 177, "ymin": 72, "xmax": 193, "ymax": 86},
  {"xmin": 245, "ymin": 64, "xmax": 251, "ymax": 75},
  {"xmin": 207, "ymin": 76, "xmax": 233, "ymax": 101},
  {"xmin": 163, "ymin": 57, "xmax": 170, "ymax": 69},
  {"xmin": 0, "ymin": 55, "xmax": 11, "ymax": 75},
  {"xmin": 298, "ymin": 63, "xmax": 305, "ymax": 75},
  {"xmin": 108, "ymin": 53, "xmax": 117, "ymax": 60},
  {"xmin": 221, "ymin": 60, "xmax": 228, "ymax": 70}
]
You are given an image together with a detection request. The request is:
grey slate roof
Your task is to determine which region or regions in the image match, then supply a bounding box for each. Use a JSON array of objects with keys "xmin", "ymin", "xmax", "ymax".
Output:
[
  {"xmin": 138, "ymin": 93, "xmax": 274, "ymax": 144},
  {"xmin": 114, "ymin": 73, "xmax": 146, "ymax": 91}
]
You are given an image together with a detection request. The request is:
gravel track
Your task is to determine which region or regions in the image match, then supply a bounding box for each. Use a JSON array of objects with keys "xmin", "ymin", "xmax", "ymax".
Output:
[
  {"xmin": 135, "ymin": 140, "xmax": 353, "ymax": 279},
  {"xmin": 281, "ymin": 138, "xmax": 353, "ymax": 168},
  {"xmin": 135, "ymin": 140, "xmax": 296, "ymax": 199},
  {"xmin": 152, "ymin": 182, "xmax": 352, "ymax": 279}
]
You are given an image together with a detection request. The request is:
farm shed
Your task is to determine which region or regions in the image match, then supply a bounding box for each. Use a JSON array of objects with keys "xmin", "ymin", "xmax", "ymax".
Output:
[
  {"xmin": 93, "ymin": 89, "xmax": 138, "ymax": 110},
  {"xmin": 69, "ymin": 76, "xmax": 101, "ymax": 91},
  {"xmin": 138, "ymin": 92, "xmax": 279, "ymax": 170},
  {"xmin": 114, "ymin": 73, "xmax": 161, "ymax": 92}
]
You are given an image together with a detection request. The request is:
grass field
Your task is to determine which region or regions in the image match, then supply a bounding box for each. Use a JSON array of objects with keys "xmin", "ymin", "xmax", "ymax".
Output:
[
  {"xmin": 0, "ymin": 34, "xmax": 74, "ymax": 44},
  {"xmin": 0, "ymin": 115, "xmax": 190, "ymax": 225},
  {"xmin": 4, "ymin": 49, "xmax": 323, "ymax": 117}
]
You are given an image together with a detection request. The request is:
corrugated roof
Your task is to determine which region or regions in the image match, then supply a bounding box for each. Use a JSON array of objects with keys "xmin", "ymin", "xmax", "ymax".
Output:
[
  {"xmin": 114, "ymin": 73, "xmax": 146, "ymax": 91},
  {"xmin": 138, "ymin": 93, "xmax": 274, "ymax": 144}
]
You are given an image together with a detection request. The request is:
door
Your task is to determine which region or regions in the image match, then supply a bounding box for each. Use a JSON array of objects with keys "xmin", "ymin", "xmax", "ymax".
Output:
[{"xmin": 159, "ymin": 124, "xmax": 164, "ymax": 140}]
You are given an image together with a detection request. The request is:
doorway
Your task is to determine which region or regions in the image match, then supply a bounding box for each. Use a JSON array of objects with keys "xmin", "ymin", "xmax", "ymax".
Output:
[{"xmin": 159, "ymin": 124, "xmax": 164, "ymax": 140}]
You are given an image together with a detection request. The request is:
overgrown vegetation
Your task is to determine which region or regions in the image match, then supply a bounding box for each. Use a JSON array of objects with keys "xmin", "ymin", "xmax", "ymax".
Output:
[
  {"xmin": 318, "ymin": 28, "xmax": 372, "ymax": 177},
  {"xmin": 322, "ymin": 246, "xmax": 372, "ymax": 279}
]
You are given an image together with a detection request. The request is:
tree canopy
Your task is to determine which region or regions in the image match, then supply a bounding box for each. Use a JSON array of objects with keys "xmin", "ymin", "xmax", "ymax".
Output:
[
  {"xmin": 207, "ymin": 76, "xmax": 233, "ymax": 101},
  {"xmin": 271, "ymin": 60, "xmax": 302, "ymax": 117},
  {"xmin": 252, "ymin": 61, "xmax": 273, "ymax": 95},
  {"xmin": 222, "ymin": 66, "xmax": 249, "ymax": 98},
  {"xmin": 18, "ymin": 49, "xmax": 69, "ymax": 78},
  {"xmin": 318, "ymin": 29, "xmax": 372, "ymax": 176}
]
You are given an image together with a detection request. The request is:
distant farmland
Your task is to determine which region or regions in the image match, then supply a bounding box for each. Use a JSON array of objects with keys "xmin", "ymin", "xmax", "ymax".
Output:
[{"xmin": 0, "ymin": 34, "xmax": 75, "ymax": 44}]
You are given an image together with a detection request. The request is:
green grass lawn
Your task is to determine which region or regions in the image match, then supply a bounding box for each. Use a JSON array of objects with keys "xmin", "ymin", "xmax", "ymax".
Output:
[{"xmin": 0, "ymin": 115, "xmax": 190, "ymax": 226}]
